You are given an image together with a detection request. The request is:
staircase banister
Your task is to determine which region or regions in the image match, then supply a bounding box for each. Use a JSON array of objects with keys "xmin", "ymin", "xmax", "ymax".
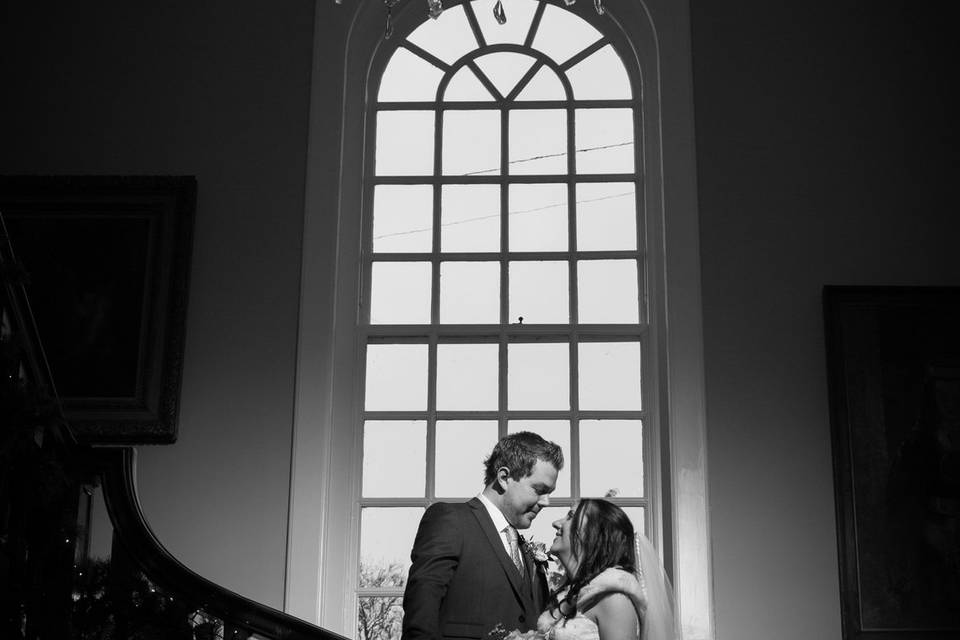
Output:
[{"xmin": 95, "ymin": 446, "xmax": 347, "ymax": 640}]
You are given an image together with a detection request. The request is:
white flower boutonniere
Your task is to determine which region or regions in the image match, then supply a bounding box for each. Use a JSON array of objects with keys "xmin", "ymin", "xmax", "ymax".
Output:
[{"xmin": 521, "ymin": 537, "xmax": 550, "ymax": 564}]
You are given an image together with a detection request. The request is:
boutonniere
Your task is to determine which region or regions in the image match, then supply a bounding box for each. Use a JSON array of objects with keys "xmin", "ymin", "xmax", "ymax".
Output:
[{"xmin": 520, "ymin": 536, "xmax": 550, "ymax": 564}]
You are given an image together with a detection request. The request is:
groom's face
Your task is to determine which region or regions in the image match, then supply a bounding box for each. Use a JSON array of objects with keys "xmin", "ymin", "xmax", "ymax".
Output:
[{"xmin": 499, "ymin": 459, "xmax": 559, "ymax": 529}]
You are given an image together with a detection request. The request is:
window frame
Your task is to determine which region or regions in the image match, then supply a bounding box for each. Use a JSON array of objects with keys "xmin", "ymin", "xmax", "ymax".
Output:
[{"xmin": 287, "ymin": 1, "xmax": 713, "ymax": 639}]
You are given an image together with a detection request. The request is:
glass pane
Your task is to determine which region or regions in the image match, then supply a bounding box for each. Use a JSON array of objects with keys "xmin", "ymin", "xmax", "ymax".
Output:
[
  {"xmin": 578, "ymin": 341, "xmax": 642, "ymax": 410},
  {"xmin": 440, "ymin": 261, "xmax": 500, "ymax": 324},
  {"xmin": 531, "ymin": 4, "xmax": 603, "ymax": 65},
  {"xmin": 363, "ymin": 421, "xmax": 426, "ymax": 497},
  {"xmin": 509, "ymin": 110, "xmax": 566, "ymax": 175},
  {"xmin": 580, "ymin": 420, "xmax": 643, "ymax": 497},
  {"xmin": 509, "ymin": 184, "xmax": 567, "ymax": 252},
  {"xmin": 516, "ymin": 66, "xmax": 566, "ymax": 101},
  {"xmin": 435, "ymin": 420, "xmax": 499, "ymax": 496},
  {"xmin": 436, "ymin": 343, "xmax": 499, "ymax": 410},
  {"xmin": 575, "ymin": 109, "xmax": 634, "ymax": 174},
  {"xmin": 522, "ymin": 504, "xmax": 567, "ymax": 555},
  {"xmin": 577, "ymin": 259, "xmax": 639, "ymax": 324},
  {"xmin": 566, "ymin": 45, "xmax": 632, "ymax": 100},
  {"xmin": 442, "ymin": 184, "xmax": 500, "ymax": 252},
  {"xmin": 365, "ymin": 344, "xmax": 428, "ymax": 410},
  {"xmin": 508, "ymin": 420, "xmax": 571, "ymax": 497},
  {"xmin": 379, "ymin": 47, "xmax": 444, "ymax": 102},
  {"xmin": 624, "ymin": 506, "xmax": 646, "ymax": 537},
  {"xmin": 509, "ymin": 261, "xmax": 568, "ymax": 324},
  {"xmin": 370, "ymin": 261, "xmax": 431, "ymax": 324},
  {"xmin": 575, "ymin": 183, "xmax": 636, "ymax": 251},
  {"xmin": 444, "ymin": 110, "xmax": 501, "ymax": 176},
  {"xmin": 444, "ymin": 66, "xmax": 495, "ymax": 102},
  {"xmin": 359, "ymin": 507, "xmax": 422, "ymax": 584},
  {"xmin": 376, "ymin": 111, "xmax": 434, "ymax": 176},
  {"xmin": 474, "ymin": 52, "xmax": 536, "ymax": 98},
  {"xmin": 508, "ymin": 342, "xmax": 569, "ymax": 410},
  {"xmin": 406, "ymin": 4, "xmax": 477, "ymax": 65},
  {"xmin": 474, "ymin": 0, "xmax": 538, "ymax": 45},
  {"xmin": 358, "ymin": 597, "xmax": 404, "ymax": 640},
  {"xmin": 373, "ymin": 185, "xmax": 433, "ymax": 253}
]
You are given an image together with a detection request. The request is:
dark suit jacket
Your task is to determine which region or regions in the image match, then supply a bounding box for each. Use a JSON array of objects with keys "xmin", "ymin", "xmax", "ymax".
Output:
[{"xmin": 401, "ymin": 498, "xmax": 550, "ymax": 640}]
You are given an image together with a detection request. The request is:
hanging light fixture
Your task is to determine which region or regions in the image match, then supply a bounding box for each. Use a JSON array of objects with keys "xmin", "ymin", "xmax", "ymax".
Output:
[{"xmin": 336, "ymin": 0, "xmax": 607, "ymax": 42}]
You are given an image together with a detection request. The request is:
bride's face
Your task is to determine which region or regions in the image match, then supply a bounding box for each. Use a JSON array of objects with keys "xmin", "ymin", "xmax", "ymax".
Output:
[{"xmin": 550, "ymin": 505, "xmax": 580, "ymax": 573}]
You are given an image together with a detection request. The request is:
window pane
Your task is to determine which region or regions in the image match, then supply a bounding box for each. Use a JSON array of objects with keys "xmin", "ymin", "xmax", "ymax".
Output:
[
  {"xmin": 370, "ymin": 261, "xmax": 431, "ymax": 324},
  {"xmin": 436, "ymin": 420, "xmax": 498, "ymax": 496},
  {"xmin": 516, "ymin": 66, "xmax": 566, "ymax": 101},
  {"xmin": 577, "ymin": 259, "xmax": 639, "ymax": 324},
  {"xmin": 575, "ymin": 109, "xmax": 634, "ymax": 174},
  {"xmin": 365, "ymin": 344, "xmax": 428, "ymax": 410},
  {"xmin": 440, "ymin": 261, "xmax": 500, "ymax": 324},
  {"xmin": 358, "ymin": 597, "xmax": 404, "ymax": 640},
  {"xmin": 580, "ymin": 419, "xmax": 643, "ymax": 497},
  {"xmin": 444, "ymin": 66, "xmax": 495, "ymax": 102},
  {"xmin": 442, "ymin": 184, "xmax": 500, "ymax": 253},
  {"xmin": 508, "ymin": 343, "xmax": 569, "ymax": 410},
  {"xmin": 373, "ymin": 185, "xmax": 433, "ymax": 253},
  {"xmin": 406, "ymin": 4, "xmax": 477, "ymax": 65},
  {"xmin": 509, "ymin": 110, "xmax": 566, "ymax": 175},
  {"xmin": 567, "ymin": 45, "xmax": 632, "ymax": 100},
  {"xmin": 508, "ymin": 420, "xmax": 571, "ymax": 497},
  {"xmin": 377, "ymin": 111, "xmax": 434, "ymax": 176},
  {"xmin": 379, "ymin": 48, "xmax": 444, "ymax": 102},
  {"xmin": 531, "ymin": 4, "xmax": 603, "ymax": 66},
  {"xmin": 474, "ymin": 52, "xmax": 536, "ymax": 98},
  {"xmin": 509, "ymin": 184, "xmax": 567, "ymax": 252},
  {"xmin": 624, "ymin": 506, "xmax": 646, "ymax": 537},
  {"xmin": 474, "ymin": 0, "xmax": 538, "ymax": 46},
  {"xmin": 359, "ymin": 507, "xmax": 423, "ymax": 588},
  {"xmin": 522, "ymin": 505, "xmax": 567, "ymax": 557},
  {"xmin": 444, "ymin": 110, "xmax": 500, "ymax": 176},
  {"xmin": 576, "ymin": 183, "xmax": 636, "ymax": 251},
  {"xmin": 363, "ymin": 421, "xmax": 426, "ymax": 497},
  {"xmin": 509, "ymin": 261, "xmax": 569, "ymax": 324},
  {"xmin": 436, "ymin": 343, "xmax": 499, "ymax": 410},
  {"xmin": 578, "ymin": 341, "xmax": 642, "ymax": 410}
]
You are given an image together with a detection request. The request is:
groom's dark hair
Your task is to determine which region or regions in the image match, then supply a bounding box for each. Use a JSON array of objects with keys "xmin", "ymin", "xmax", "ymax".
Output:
[{"xmin": 483, "ymin": 431, "xmax": 564, "ymax": 486}]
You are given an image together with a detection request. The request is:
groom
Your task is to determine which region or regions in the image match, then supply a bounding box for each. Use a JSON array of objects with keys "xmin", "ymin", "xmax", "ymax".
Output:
[{"xmin": 401, "ymin": 432, "xmax": 563, "ymax": 640}]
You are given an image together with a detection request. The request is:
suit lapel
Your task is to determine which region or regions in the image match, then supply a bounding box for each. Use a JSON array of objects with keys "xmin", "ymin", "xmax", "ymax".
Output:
[{"xmin": 467, "ymin": 498, "xmax": 534, "ymax": 610}]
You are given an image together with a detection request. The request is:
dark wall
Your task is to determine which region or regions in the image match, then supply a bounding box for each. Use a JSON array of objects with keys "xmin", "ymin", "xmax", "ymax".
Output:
[
  {"xmin": 0, "ymin": 0, "xmax": 316, "ymax": 608},
  {"xmin": 3, "ymin": 0, "xmax": 959, "ymax": 634},
  {"xmin": 691, "ymin": 1, "xmax": 959, "ymax": 637}
]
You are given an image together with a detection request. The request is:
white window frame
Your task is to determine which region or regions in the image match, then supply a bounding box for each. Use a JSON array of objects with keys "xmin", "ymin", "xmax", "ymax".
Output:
[{"xmin": 286, "ymin": 1, "xmax": 713, "ymax": 639}]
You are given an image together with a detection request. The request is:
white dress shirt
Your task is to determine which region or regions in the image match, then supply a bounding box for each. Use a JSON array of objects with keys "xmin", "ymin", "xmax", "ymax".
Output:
[{"xmin": 477, "ymin": 492, "xmax": 525, "ymax": 570}]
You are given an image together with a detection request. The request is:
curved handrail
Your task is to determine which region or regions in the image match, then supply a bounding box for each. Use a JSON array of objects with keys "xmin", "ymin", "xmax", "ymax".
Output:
[{"xmin": 94, "ymin": 446, "xmax": 348, "ymax": 640}]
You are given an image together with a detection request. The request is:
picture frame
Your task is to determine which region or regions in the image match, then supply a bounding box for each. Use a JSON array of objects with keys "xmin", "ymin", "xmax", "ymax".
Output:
[
  {"xmin": 0, "ymin": 176, "xmax": 195, "ymax": 444},
  {"xmin": 823, "ymin": 286, "xmax": 960, "ymax": 640}
]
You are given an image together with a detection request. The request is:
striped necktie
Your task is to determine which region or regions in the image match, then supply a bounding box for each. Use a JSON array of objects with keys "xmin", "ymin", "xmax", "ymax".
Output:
[{"xmin": 504, "ymin": 525, "xmax": 524, "ymax": 575}]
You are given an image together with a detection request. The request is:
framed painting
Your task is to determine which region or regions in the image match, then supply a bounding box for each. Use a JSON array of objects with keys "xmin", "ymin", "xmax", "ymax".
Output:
[
  {"xmin": 0, "ymin": 176, "xmax": 195, "ymax": 444},
  {"xmin": 824, "ymin": 286, "xmax": 960, "ymax": 640}
]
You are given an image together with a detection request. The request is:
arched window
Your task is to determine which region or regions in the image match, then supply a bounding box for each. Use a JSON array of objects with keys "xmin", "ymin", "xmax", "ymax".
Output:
[
  {"xmin": 288, "ymin": 1, "xmax": 712, "ymax": 638},
  {"xmin": 359, "ymin": 2, "xmax": 647, "ymax": 635}
]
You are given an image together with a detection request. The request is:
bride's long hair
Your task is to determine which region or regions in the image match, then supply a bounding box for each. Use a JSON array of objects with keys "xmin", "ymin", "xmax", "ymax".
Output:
[{"xmin": 550, "ymin": 498, "xmax": 637, "ymax": 619}]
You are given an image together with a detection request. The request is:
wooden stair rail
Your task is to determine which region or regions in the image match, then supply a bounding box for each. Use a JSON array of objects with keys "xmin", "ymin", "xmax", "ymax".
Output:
[{"xmin": 94, "ymin": 445, "xmax": 346, "ymax": 640}]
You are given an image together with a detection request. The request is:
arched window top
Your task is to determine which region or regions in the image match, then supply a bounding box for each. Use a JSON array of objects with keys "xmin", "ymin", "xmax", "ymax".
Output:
[{"xmin": 377, "ymin": 0, "xmax": 633, "ymax": 104}]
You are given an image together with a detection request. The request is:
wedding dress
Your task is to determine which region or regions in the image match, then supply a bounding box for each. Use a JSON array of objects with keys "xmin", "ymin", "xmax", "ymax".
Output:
[{"xmin": 536, "ymin": 537, "xmax": 678, "ymax": 640}]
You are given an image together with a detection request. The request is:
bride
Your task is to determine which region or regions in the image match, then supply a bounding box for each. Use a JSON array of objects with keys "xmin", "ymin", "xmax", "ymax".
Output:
[{"xmin": 537, "ymin": 499, "xmax": 677, "ymax": 640}]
